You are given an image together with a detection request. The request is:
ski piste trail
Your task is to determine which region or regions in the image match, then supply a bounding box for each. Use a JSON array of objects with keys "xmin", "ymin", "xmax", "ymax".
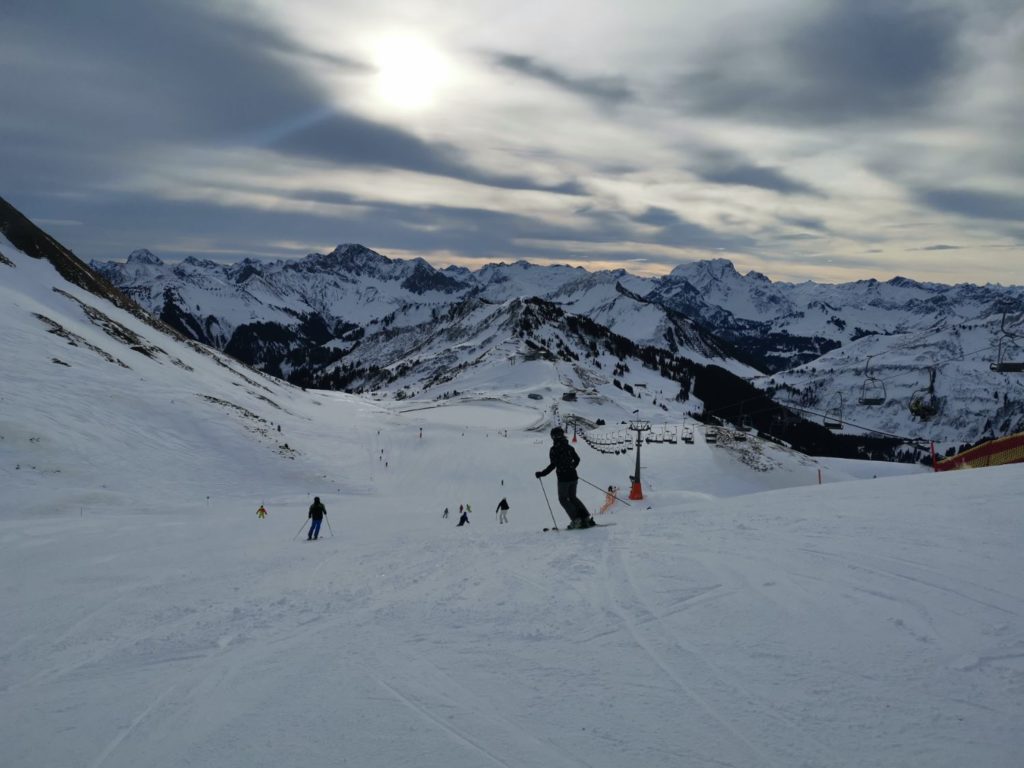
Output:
[{"xmin": 2, "ymin": 243, "xmax": 1023, "ymax": 767}]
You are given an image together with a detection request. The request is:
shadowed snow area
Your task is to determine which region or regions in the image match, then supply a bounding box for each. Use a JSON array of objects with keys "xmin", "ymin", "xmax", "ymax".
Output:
[{"xmin": 1, "ymin": 238, "xmax": 1022, "ymax": 767}]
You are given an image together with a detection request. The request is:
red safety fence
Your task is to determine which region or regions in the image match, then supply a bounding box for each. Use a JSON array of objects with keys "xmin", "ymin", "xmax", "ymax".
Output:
[{"xmin": 934, "ymin": 431, "xmax": 1024, "ymax": 471}]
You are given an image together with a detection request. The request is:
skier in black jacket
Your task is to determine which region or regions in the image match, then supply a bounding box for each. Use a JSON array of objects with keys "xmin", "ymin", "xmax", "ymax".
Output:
[
  {"xmin": 307, "ymin": 497, "xmax": 326, "ymax": 540},
  {"xmin": 535, "ymin": 426, "xmax": 595, "ymax": 528}
]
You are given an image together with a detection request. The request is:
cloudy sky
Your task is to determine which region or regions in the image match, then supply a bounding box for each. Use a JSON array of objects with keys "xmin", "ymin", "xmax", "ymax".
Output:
[{"xmin": 2, "ymin": 0, "xmax": 1022, "ymax": 283}]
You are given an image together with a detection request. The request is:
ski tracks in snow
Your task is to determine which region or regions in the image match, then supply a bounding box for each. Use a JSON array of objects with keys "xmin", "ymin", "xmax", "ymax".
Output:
[
  {"xmin": 88, "ymin": 682, "xmax": 178, "ymax": 768},
  {"xmin": 598, "ymin": 536, "xmax": 838, "ymax": 768},
  {"xmin": 370, "ymin": 654, "xmax": 587, "ymax": 768}
]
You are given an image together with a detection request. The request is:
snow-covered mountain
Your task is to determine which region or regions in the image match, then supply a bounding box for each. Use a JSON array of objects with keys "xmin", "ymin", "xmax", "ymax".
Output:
[
  {"xmin": 647, "ymin": 258, "xmax": 1024, "ymax": 446},
  {"xmin": 4, "ymin": 197, "xmax": 1024, "ymax": 768},
  {"xmin": 650, "ymin": 258, "xmax": 1024, "ymax": 371},
  {"xmin": 93, "ymin": 247, "xmax": 754, "ymax": 389},
  {"xmin": 94, "ymin": 244, "xmax": 1024, "ymax": 450}
]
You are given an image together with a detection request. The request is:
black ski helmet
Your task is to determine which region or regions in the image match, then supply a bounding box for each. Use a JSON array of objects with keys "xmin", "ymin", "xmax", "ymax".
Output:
[{"xmin": 550, "ymin": 426, "xmax": 565, "ymax": 439}]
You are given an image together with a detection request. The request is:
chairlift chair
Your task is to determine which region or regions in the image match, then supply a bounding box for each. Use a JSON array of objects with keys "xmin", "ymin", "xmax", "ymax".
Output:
[
  {"xmin": 858, "ymin": 355, "xmax": 887, "ymax": 405},
  {"xmin": 772, "ymin": 391, "xmax": 801, "ymax": 431},
  {"xmin": 989, "ymin": 310, "xmax": 1024, "ymax": 372},
  {"xmin": 823, "ymin": 393, "xmax": 844, "ymax": 430},
  {"xmin": 859, "ymin": 380, "xmax": 886, "ymax": 406},
  {"xmin": 909, "ymin": 392, "xmax": 940, "ymax": 420},
  {"xmin": 774, "ymin": 407, "xmax": 797, "ymax": 429},
  {"xmin": 909, "ymin": 367, "xmax": 940, "ymax": 420},
  {"xmin": 991, "ymin": 337, "xmax": 1024, "ymax": 373}
]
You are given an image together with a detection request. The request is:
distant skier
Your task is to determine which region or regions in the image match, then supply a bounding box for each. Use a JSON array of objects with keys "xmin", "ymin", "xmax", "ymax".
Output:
[
  {"xmin": 457, "ymin": 507, "xmax": 470, "ymax": 526},
  {"xmin": 465, "ymin": 502, "xmax": 473, "ymax": 515},
  {"xmin": 443, "ymin": 507, "xmax": 449, "ymax": 519},
  {"xmin": 496, "ymin": 497, "xmax": 510, "ymax": 524},
  {"xmin": 536, "ymin": 426, "xmax": 595, "ymax": 529},
  {"xmin": 257, "ymin": 504, "xmax": 268, "ymax": 519},
  {"xmin": 307, "ymin": 497, "xmax": 326, "ymax": 540}
]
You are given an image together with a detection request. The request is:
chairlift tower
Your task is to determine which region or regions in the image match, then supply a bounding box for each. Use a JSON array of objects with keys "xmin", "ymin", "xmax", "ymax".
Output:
[{"xmin": 628, "ymin": 419, "xmax": 651, "ymax": 500}]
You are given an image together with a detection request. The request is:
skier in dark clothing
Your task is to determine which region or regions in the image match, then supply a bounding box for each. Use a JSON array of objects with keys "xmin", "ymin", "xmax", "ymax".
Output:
[
  {"xmin": 496, "ymin": 497, "xmax": 510, "ymax": 524},
  {"xmin": 535, "ymin": 426, "xmax": 595, "ymax": 528},
  {"xmin": 308, "ymin": 496, "xmax": 326, "ymax": 540},
  {"xmin": 457, "ymin": 508, "xmax": 470, "ymax": 526}
]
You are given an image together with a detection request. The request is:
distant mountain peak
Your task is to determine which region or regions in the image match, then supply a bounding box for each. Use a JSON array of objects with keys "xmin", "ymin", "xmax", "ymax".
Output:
[
  {"xmin": 126, "ymin": 249, "xmax": 163, "ymax": 266},
  {"xmin": 668, "ymin": 257, "xmax": 739, "ymax": 281},
  {"xmin": 283, "ymin": 244, "xmax": 391, "ymax": 277},
  {"xmin": 400, "ymin": 259, "xmax": 465, "ymax": 294},
  {"xmin": 181, "ymin": 255, "xmax": 218, "ymax": 268},
  {"xmin": 887, "ymin": 276, "xmax": 922, "ymax": 289},
  {"xmin": 746, "ymin": 269, "xmax": 771, "ymax": 283},
  {"xmin": 330, "ymin": 243, "xmax": 391, "ymax": 268}
]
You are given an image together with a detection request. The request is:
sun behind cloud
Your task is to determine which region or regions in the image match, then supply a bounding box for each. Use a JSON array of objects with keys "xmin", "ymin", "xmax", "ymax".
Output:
[{"xmin": 372, "ymin": 32, "xmax": 450, "ymax": 111}]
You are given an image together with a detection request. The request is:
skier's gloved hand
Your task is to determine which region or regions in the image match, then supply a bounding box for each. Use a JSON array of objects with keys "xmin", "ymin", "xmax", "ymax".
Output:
[{"xmin": 535, "ymin": 471, "xmax": 543, "ymax": 478}]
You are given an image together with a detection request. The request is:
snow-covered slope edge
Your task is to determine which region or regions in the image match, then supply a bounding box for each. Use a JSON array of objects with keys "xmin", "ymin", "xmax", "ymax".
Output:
[{"xmin": 0, "ymin": 231, "xmax": 358, "ymax": 510}]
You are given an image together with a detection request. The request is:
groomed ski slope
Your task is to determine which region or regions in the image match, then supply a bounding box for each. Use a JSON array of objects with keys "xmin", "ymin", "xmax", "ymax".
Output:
[{"xmin": 2, "ymin": 244, "xmax": 1023, "ymax": 767}]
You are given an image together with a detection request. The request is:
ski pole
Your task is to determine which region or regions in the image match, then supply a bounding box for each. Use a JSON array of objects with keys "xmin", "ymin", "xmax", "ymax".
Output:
[
  {"xmin": 325, "ymin": 515, "xmax": 334, "ymax": 537},
  {"xmin": 293, "ymin": 518, "xmax": 308, "ymax": 541},
  {"xmin": 538, "ymin": 477, "xmax": 559, "ymax": 530},
  {"xmin": 578, "ymin": 475, "xmax": 632, "ymax": 506}
]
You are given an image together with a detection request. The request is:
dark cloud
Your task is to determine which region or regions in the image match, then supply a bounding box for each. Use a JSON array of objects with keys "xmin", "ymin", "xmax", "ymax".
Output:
[
  {"xmin": 918, "ymin": 244, "xmax": 962, "ymax": 251},
  {"xmin": 0, "ymin": 0, "xmax": 327, "ymax": 145},
  {"xmin": 917, "ymin": 188, "xmax": 1024, "ymax": 221},
  {"xmin": 677, "ymin": 1, "xmax": 965, "ymax": 124},
  {"xmin": 752, "ymin": 250, "xmax": 893, "ymax": 271},
  {"xmin": 285, "ymin": 48, "xmax": 372, "ymax": 73},
  {"xmin": 268, "ymin": 112, "xmax": 585, "ymax": 194},
  {"xmin": 781, "ymin": 215, "xmax": 829, "ymax": 232},
  {"xmin": 0, "ymin": 0, "xmax": 581, "ymax": 221},
  {"xmin": 694, "ymin": 153, "xmax": 823, "ymax": 196},
  {"xmin": 634, "ymin": 207, "xmax": 683, "ymax": 227},
  {"xmin": 629, "ymin": 207, "xmax": 757, "ymax": 252},
  {"xmin": 775, "ymin": 233, "xmax": 824, "ymax": 242},
  {"xmin": 371, "ymin": 201, "xmax": 753, "ymax": 258},
  {"xmin": 493, "ymin": 53, "xmax": 633, "ymax": 107}
]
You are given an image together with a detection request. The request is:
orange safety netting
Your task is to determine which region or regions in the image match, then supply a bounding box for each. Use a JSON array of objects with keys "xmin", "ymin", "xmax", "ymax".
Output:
[{"xmin": 934, "ymin": 431, "xmax": 1024, "ymax": 471}]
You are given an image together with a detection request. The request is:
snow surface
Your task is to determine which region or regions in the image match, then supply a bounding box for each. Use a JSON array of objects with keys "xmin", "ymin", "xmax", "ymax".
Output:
[{"xmin": 3, "ymin": 240, "xmax": 1024, "ymax": 767}]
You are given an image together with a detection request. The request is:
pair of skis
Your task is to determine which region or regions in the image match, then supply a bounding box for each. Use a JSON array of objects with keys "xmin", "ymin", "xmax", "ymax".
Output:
[{"xmin": 542, "ymin": 522, "xmax": 615, "ymax": 532}]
